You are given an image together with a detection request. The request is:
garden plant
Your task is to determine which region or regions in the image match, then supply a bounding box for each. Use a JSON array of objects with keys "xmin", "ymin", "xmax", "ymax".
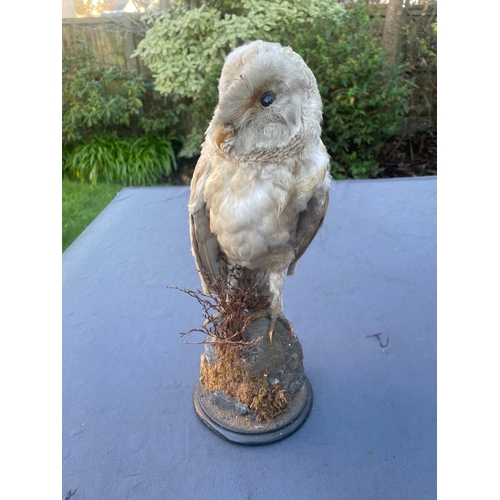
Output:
[{"xmin": 62, "ymin": 1, "xmax": 436, "ymax": 250}]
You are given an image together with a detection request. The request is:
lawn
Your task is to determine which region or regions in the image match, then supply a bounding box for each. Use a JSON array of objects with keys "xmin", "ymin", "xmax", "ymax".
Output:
[{"xmin": 62, "ymin": 179, "xmax": 123, "ymax": 252}]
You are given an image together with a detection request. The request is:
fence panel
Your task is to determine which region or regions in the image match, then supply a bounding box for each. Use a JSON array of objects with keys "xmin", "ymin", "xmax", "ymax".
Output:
[{"xmin": 62, "ymin": 14, "xmax": 149, "ymax": 73}]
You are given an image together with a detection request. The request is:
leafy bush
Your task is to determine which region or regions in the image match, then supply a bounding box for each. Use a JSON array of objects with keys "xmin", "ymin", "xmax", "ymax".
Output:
[
  {"xmin": 402, "ymin": 6, "xmax": 437, "ymax": 134},
  {"xmin": 62, "ymin": 43, "xmax": 179, "ymax": 184},
  {"xmin": 63, "ymin": 136, "xmax": 176, "ymax": 186},
  {"xmin": 63, "ymin": 44, "xmax": 179, "ymax": 143},
  {"xmin": 289, "ymin": 3, "xmax": 410, "ymax": 178},
  {"xmin": 135, "ymin": 1, "xmax": 409, "ymax": 178},
  {"xmin": 135, "ymin": 0, "xmax": 345, "ymax": 158}
]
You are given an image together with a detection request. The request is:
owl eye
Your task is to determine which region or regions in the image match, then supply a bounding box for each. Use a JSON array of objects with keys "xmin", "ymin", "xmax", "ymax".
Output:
[{"xmin": 260, "ymin": 91, "xmax": 276, "ymax": 108}]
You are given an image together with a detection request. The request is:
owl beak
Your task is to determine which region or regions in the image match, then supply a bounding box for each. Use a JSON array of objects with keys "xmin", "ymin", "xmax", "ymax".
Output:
[{"xmin": 214, "ymin": 125, "xmax": 234, "ymax": 150}]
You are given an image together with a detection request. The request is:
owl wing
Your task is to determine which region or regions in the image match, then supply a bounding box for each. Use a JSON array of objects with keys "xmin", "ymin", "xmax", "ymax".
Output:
[
  {"xmin": 188, "ymin": 152, "xmax": 221, "ymax": 293},
  {"xmin": 288, "ymin": 188, "xmax": 329, "ymax": 276}
]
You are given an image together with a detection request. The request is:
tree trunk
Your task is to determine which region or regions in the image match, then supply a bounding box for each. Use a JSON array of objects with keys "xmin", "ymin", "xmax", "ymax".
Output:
[
  {"xmin": 382, "ymin": 0, "xmax": 405, "ymax": 63},
  {"xmin": 158, "ymin": 0, "xmax": 173, "ymax": 10}
]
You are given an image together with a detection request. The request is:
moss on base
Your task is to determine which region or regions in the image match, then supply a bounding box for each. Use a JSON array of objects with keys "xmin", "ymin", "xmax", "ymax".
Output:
[{"xmin": 200, "ymin": 345, "xmax": 291, "ymax": 421}]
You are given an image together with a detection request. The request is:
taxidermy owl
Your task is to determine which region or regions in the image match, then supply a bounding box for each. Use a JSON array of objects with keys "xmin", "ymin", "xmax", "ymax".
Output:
[{"xmin": 189, "ymin": 40, "xmax": 331, "ymax": 343}]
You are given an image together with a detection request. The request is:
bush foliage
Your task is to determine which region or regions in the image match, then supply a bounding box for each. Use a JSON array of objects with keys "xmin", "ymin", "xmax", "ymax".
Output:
[
  {"xmin": 63, "ymin": 136, "xmax": 176, "ymax": 185},
  {"xmin": 62, "ymin": 43, "xmax": 178, "ymax": 185},
  {"xmin": 290, "ymin": 4, "xmax": 410, "ymax": 177},
  {"xmin": 135, "ymin": 0, "xmax": 345, "ymax": 158},
  {"xmin": 403, "ymin": 8, "xmax": 437, "ymax": 134},
  {"xmin": 135, "ymin": 0, "xmax": 409, "ymax": 178},
  {"xmin": 63, "ymin": 2, "xmax": 413, "ymax": 180}
]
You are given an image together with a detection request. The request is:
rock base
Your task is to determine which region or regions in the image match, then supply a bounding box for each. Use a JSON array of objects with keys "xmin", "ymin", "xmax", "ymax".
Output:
[
  {"xmin": 193, "ymin": 376, "xmax": 312, "ymax": 445},
  {"xmin": 193, "ymin": 317, "xmax": 313, "ymax": 445}
]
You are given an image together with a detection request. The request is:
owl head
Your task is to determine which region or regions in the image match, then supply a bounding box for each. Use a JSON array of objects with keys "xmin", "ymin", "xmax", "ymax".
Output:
[{"xmin": 206, "ymin": 41, "xmax": 323, "ymax": 162}]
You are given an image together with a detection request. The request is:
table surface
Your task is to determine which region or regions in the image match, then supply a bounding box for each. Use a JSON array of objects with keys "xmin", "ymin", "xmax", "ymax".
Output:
[{"xmin": 63, "ymin": 177, "xmax": 437, "ymax": 500}]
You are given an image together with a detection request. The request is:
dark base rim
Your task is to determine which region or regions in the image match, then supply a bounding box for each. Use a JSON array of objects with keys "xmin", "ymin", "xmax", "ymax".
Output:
[{"xmin": 193, "ymin": 377, "xmax": 313, "ymax": 445}]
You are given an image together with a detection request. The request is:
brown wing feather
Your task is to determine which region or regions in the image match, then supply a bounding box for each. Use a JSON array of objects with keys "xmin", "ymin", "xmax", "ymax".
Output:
[
  {"xmin": 188, "ymin": 153, "xmax": 221, "ymax": 293},
  {"xmin": 288, "ymin": 189, "xmax": 329, "ymax": 275}
]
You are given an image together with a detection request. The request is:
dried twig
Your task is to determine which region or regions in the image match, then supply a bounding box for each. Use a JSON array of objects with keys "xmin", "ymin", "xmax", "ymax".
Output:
[{"xmin": 168, "ymin": 256, "xmax": 267, "ymax": 348}]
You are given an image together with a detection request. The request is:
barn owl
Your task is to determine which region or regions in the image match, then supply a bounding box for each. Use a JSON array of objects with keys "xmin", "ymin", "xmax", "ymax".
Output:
[{"xmin": 189, "ymin": 40, "xmax": 331, "ymax": 343}]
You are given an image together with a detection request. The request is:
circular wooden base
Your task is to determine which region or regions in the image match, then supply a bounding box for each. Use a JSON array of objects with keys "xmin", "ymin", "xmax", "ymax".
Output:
[{"xmin": 193, "ymin": 377, "xmax": 313, "ymax": 445}]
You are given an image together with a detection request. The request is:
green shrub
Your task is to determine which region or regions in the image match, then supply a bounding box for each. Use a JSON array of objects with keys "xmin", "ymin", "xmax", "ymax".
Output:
[
  {"xmin": 403, "ymin": 10, "xmax": 437, "ymax": 134},
  {"xmin": 135, "ymin": 0, "xmax": 345, "ymax": 158},
  {"xmin": 289, "ymin": 3, "xmax": 410, "ymax": 178},
  {"xmin": 62, "ymin": 43, "xmax": 179, "ymax": 185},
  {"xmin": 63, "ymin": 136, "xmax": 176, "ymax": 186},
  {"xmin": 63, "ymin": 44, "xmax": 179, "ymax": 144},
  {"xmin": 136, "ymin": 1, "xmax": 409, "ymax": 178}
]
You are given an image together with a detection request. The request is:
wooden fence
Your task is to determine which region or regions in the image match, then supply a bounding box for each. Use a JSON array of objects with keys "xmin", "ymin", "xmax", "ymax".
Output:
[
  {"xmin": 62, "ymin": 14, "xmax": 149, "ymax": 73},
  {"xmin": 62, "ymin": 5, "xmax": 436, "ymax": 70}
]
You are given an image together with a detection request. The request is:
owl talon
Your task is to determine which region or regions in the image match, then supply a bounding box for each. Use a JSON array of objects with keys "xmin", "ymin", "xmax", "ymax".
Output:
[
  {"xmin": 268, "ymin": 315, "xmax": 295, "ymax": 344},
  {"xmin": 277, "ymin": 315, "xmax": 295, "ymax": 340},
  {"xmin": 242, "ymin": 311, "xmax": 293, "ymax": 345},
  {"xmin": 268, "ymin": 317, "xmax": 277, "ymax": 345}
]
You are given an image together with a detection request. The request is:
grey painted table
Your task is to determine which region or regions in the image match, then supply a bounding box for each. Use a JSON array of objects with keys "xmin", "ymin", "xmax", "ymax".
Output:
[{"xmin": 63, "ymin": 177, "xmax": 436, "ymax": 499}]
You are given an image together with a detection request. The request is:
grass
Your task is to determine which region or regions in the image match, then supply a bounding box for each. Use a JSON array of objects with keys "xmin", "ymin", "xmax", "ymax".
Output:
[{"xmin": 62, "ymin": 179, "xmax": 123, "ymax": 252}]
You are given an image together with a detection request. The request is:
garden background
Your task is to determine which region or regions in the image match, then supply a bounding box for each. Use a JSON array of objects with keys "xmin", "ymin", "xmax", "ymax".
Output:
[{"xmin": 62, "ymin": 0, "xmax": 437, "ymax": 251}]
